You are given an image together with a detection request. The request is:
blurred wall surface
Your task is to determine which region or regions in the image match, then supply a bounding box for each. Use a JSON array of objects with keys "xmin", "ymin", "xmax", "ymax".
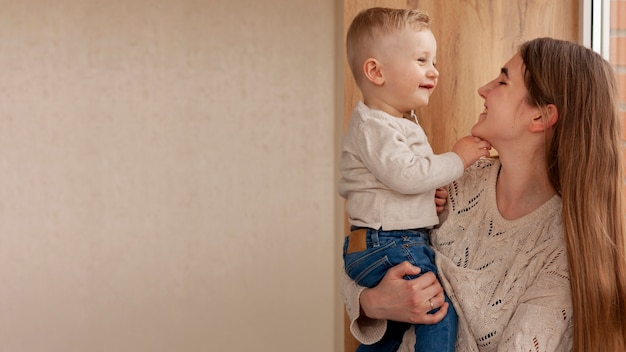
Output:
[{"xmin": 0, "ymin": 1, "xmax": 341, "ymax": 351}]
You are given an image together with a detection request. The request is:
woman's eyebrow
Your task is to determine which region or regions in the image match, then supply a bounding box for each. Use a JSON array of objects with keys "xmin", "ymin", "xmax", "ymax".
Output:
[{"xmin": 500, "ymin": 67, "xmax": 509, "ymax": 78}]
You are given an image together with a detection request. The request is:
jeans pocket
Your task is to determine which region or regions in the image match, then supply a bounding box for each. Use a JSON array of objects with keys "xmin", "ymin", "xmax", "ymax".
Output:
[{"xmin": 344, "ymin": 241, "xmax": 395, "ymax": 287}]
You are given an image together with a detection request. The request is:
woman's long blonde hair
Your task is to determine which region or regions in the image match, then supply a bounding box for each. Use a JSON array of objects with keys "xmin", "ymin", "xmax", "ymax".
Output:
[{"xmin": 520, "ymin": 37, "xmax": 626, "ymax": 351}]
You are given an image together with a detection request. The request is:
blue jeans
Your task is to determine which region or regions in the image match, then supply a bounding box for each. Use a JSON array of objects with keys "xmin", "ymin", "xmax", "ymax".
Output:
[{"xmin": 343, "ymin": 228, "xmax": 457, "ymax": 352}]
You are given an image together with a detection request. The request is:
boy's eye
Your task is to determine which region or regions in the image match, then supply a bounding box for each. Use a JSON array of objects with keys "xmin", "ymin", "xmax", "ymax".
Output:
[{"xmin": 417, "ymin": 58, "xmax": 426, "ymax": 63}]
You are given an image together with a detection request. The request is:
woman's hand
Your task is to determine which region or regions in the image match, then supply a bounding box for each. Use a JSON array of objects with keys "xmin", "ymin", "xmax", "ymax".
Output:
[{"xmin": 359, "ymin": 261, "xmax": 448, "ymax": 325}]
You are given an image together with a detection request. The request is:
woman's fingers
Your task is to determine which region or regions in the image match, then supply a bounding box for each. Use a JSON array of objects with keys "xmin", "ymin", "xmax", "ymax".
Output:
[
  {"xmin": 414, "ymin": 302, "xmax": 449, "ymax": 325},
  {"xmin": 388, "ymin": 260, "xmax": 422, "ymax": 278},
  {"xmin": 360, "ymin": 262, "xmax": 447, "ymax": 325}
]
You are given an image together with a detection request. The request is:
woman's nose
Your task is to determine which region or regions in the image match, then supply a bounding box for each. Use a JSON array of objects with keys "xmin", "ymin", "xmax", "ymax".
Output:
[{"xmin": 477, "ymin": 83, "xmax": 489, "ymax": 99}]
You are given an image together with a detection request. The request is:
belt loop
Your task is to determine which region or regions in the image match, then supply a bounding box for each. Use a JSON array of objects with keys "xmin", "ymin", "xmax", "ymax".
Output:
[{"xmin": 370, "ymin": 229, "xmax": 380, "ymax": 248}]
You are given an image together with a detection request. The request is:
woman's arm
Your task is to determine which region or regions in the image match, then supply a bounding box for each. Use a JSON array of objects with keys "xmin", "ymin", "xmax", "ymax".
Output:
[{"xmin": 342, "ymin": 261, "xmax": 448, "ymax": 344}]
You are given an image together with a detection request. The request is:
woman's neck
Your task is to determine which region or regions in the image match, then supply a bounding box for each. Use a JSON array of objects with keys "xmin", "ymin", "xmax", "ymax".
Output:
[{"xmin": 495, "ymin": 155, "xmax": 556, "ymax": 220}]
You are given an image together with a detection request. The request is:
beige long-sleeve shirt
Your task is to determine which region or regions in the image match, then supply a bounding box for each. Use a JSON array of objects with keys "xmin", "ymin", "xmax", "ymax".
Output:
[
  {"xmin": 342, "ymin": 158, "xmax": 573, "ymax": 351},
  {"xmin": 338, "ymin": 102, "xmax": 464, "ymax": 231}
]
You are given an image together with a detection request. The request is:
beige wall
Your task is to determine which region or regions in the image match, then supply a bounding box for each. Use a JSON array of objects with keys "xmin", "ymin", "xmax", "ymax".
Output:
[{"xmin": 0, "ymin": 1, "xmax": 342, "ymax": 351}]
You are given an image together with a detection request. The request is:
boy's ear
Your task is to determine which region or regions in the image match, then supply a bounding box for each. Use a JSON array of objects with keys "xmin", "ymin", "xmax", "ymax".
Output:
[
  {"xmin": 363, "ymin": 58, "xmax": 384, "ymax": 85},
  {"xmin": 529, "ymin": 104, "xmax": 558, "ymax": 132}
]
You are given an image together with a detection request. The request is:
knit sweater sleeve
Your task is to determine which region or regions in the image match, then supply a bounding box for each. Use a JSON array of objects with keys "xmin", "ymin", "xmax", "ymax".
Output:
[{"xmin": 340, "ymin": 270, "xmax": 387, "ymax": 345}]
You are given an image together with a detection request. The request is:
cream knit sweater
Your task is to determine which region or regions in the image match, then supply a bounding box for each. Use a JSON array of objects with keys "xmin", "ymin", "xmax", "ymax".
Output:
[{"xmin": 342, "ymin": 158, "xmax": 573, "ymax": 351}]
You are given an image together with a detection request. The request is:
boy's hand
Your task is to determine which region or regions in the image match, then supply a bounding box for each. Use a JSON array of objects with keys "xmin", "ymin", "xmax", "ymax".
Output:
[
  {"xmin": 452, "ymin": 136, "xmax": 491, "ymax": 168},
  {"xmin": 434, "ymin": 187, "xmax": 448, "ymax": 214}
]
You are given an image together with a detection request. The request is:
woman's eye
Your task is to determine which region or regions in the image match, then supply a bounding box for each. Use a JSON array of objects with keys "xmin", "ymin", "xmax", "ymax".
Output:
[{"xmin": 498, "ymin": 81, "xmax": 506, "ymax": 85}]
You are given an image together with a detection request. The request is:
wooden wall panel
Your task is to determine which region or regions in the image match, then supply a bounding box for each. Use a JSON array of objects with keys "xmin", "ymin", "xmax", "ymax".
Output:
[{"xmin": 341, "ymin": 1, "xmax": 578, "ymax": 351}]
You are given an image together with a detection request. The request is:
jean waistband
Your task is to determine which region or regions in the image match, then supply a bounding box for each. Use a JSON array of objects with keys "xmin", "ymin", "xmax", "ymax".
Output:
[{"xmin": 349, "ymin": 225, "xmax": 431, "ymax": 233}]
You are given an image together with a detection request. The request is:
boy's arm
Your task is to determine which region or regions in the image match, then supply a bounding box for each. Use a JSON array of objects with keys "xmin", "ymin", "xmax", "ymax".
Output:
[{"xmin": 356, "ymin": 119, "xmax": 465, "ymax": 194}]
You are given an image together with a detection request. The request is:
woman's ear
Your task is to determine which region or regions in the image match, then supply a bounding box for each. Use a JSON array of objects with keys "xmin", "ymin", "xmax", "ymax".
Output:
[
  {"xmin": 529, "ymin": 104, "xmax": 558, "ymax": 132},
  {"xmin": 363, "ymin": 58, "xmax": 384, "ymax": 85}
]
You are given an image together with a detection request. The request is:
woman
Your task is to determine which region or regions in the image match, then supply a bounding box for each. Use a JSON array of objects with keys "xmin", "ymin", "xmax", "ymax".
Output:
[{"xmin": 342, "ymin": 37, "xmax": 626, "ymax": 351}]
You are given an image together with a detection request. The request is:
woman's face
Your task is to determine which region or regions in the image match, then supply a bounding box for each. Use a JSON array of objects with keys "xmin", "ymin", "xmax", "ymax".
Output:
[{"xmin": 471, "ymin": 53, "xmax": 541, "ymax": 146}]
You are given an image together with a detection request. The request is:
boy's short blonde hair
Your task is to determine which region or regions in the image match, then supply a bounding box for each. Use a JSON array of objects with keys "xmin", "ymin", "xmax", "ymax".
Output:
[{"xmin": 346, "ymin": 7, "xmax": 431, "ymax": 85}]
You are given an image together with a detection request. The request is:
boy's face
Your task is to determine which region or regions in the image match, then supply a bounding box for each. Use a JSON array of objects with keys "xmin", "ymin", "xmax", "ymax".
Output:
[{"xmin": 375, "ymin": 29, "xmax": 438, "ymax": 115}]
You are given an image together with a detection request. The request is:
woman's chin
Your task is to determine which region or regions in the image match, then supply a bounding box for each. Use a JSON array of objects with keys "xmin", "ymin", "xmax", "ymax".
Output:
[{"xmin": 470, "ymin": 126, "xmax": 483, "ymax": 139}]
